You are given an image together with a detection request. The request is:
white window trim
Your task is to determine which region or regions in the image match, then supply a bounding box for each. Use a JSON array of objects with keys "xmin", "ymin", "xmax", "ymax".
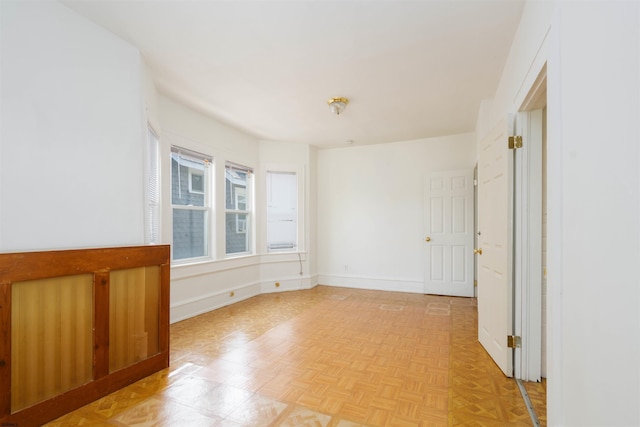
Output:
[
  {"xmin": 225, "ymin": 162, "xmax": 254, "ymax": 256},
  {"xmin": 170, "ymin": 145, "xmax": 214, "ymax": 264}
]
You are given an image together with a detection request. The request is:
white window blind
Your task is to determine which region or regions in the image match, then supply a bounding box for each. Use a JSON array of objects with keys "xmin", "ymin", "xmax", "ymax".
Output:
[
  {"xmin": 267, "ymin": 171, "xmax": 297, "ymax": 251},
  {"xmin": 145, "ymin": 127, "xmax": 160, "ymax": 244}
]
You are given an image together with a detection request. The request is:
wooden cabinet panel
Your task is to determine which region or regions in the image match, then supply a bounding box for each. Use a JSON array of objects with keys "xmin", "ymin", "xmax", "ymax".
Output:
[{"xmin": 0, "ymin": 245, "xmax": 170, "ymax": 426}]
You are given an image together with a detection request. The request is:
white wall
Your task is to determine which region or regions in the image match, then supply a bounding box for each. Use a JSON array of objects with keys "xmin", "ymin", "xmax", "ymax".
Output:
[
  {"xmin": 549, "ymin": 3, "xmax": 640, "ymax": 425},
  {"xmin": 317, "ymin": 134, "xmax": 476, "ymax": 292},
  {"xmin": 0, "ymin": 1, "xmax": 145, "ymax": 251},
  {"xmin": 479, "ymin": 1, "xmax": 640, "ymax": 425}
]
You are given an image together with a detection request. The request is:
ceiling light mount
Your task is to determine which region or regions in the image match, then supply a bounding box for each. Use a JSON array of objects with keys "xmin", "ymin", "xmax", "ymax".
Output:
[{"xmin": 328, "ymin": 97, "xmax": 349, "ymax": 115}]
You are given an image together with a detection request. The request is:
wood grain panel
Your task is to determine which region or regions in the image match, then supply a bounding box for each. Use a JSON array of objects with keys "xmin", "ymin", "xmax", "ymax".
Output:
[
  {"xmin": 0, "ymin": 282, "xmax": 11, "ymax": 418},
  {"xmin": 144, "ymin": 266, "xmax": 160, "ymax": 357},
  {"xmin": 110, "ymin": 267, "xmax": 157, "ymax": 372},
  {"xmin": 94, "ymin": 271, "xmax": 110, "ymax": 380},
  {"xmin": 0, "ymin": 245, "xmax": 170, "ymax": 427},
  {"xmin": 159, "ymin": 263, "xmax": 170, "ymax": 357},
  {"xmin": 11, "ymin": 275, "xmax": 93, "ymax": 412}
]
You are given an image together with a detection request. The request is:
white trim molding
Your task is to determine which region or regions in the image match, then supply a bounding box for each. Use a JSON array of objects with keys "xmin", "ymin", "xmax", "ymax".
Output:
[{"xmin": 317, "ymin": 274, "xmax": 424, "ymax": 294}]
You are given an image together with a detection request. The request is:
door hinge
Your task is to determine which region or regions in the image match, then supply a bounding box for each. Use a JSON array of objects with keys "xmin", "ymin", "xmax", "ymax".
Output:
[
  {"xmin": 508, "ymin": 135, "xmax": 523, "ymax": 150},
  {"xmin": 474, "ymin": 279, "xmax": 477, "ymax": 287},
  {"xmin": 507, "ymin": 335, "xmax": 521, "ymax": 348}
]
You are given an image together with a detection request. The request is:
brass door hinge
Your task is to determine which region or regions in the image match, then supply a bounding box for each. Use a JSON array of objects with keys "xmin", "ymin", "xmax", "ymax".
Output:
[
  {"xmin": 507, "ymin": 335, "xmax": 521, "ymax": 348},
  {"xmin": 508, "ymin": 135, "xmax": 523, "ymax": 150}
]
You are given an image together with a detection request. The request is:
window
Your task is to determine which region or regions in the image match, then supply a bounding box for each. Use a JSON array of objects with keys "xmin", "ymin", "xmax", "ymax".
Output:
[
  {"xmin": 145, "ymin": 127, "xmax": 160, "ymax": 244},
  {"xmin": 266, "ymin": 171, "xmax": 298, "ymax": 251},
  {"xmin": 171, "ymin": 146, "xmax": 212, "ymax": 261},
  {"xmin": 189, "ymin": 169, "xmax": 204, "ymax": 194},
  {"xmin": 225, "ymin": 162, "xmax": 253, "ymax": 255}
]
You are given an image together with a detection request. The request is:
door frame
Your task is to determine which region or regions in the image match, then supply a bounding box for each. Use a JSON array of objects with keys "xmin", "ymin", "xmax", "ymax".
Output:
[
  {"xmin": 513, "ymin": 65, "xmax": 546, "ymax": 381},
  {"xmin": 513, "ymin": 109, "xmax": 543, "ymax": 381}
]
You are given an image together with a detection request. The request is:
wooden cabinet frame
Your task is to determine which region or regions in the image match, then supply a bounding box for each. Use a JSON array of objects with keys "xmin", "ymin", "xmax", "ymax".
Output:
[{"xmin": 0, "ymin": 245, "xmax": 170, "ymax": 426}]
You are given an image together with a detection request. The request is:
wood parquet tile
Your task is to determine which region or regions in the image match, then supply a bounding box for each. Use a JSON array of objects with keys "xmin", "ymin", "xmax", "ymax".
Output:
[{"xmin": 46, "ymin": 286, "xmax": 546, "ymax": 427}]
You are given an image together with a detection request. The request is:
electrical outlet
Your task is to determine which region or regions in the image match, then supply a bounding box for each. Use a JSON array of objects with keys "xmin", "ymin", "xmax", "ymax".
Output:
[{"xmin": 275, "ymin": 282, "xmax": 280, "ymax": 288}]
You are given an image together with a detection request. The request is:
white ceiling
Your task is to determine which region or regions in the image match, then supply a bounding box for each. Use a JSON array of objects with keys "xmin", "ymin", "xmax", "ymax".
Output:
[{"xmin": 63, "ymin": 0, "xmax": 525, "ymax": 148}]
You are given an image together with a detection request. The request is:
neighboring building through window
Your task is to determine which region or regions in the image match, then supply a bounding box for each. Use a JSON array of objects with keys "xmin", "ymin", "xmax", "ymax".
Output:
[
  {"xmin": 171, "ymin": 146, "xmax": 212, "ymax": 261},
  {"xmin": 267, "ymin": 171, "xmax": 297, "ymax": 251},
  {"xmin": 189, "ymin": 169, "xmax": 204, "ymax": 194},
  {"xmin": 225, "ymin": 162, "xmax": 253, "ymax": 255},
  {"xmin": 145, "ymin": 126, "xmax": 160, "ymax": 244}
]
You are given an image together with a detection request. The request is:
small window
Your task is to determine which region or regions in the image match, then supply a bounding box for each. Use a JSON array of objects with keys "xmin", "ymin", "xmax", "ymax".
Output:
[
  {"xmin": 236, "ymin": 217, "xmax": 247, "ymax": 234},
  {"xmin": 266, "ymin": 171, "xmax": 297, "ymax": 251},
  {"xmin": 225, "ymin": 162, "xmax": 253, "ymax": 255},
  {"xmin": 189, "ymin": 169, "xmax": 204, "ymax": 194},
  {"xmin": 171, "ymin": 146, "xmax": 213, "ymax": 261}
]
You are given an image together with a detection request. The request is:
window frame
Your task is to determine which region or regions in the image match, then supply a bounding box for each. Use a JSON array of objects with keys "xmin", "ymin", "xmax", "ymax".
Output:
[
  {"xmin": 170, "ymin": 145, "xmax": 214, "ymax": 263},
  {"xmin": 225, "ymin": 161, "xmax": 253, "ymax": 256}
]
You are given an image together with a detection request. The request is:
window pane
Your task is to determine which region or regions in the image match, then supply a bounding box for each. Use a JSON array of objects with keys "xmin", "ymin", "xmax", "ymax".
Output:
[
  {"xmin": 189, "ymin": 171, "xmax": 204, "ymax": 193},
  {"xmin": 226, "ymin": 213, "xmax": 249, "ymax": 254},
  {"xmin": 173, "ymin": 209, "xmax": 208, "ymax": 260},
  {"xmin": 172, "ymin": 153, "xmax": 206, "ymax": 207},
  {"xmin": 225, "ymin": 168, "xmax": 248, "ymax": 210}
]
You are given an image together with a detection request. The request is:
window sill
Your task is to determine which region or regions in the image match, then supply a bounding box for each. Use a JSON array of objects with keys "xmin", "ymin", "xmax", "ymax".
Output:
[
  {"xmin": 169, "ymin": 252, "xmax": 308, "ymax": 281},
  {"xmin": 171, "ymin": 255, "xmax": 260, "ymax": 280},
  {"xmin": 224, "ymin": 252, "xmax": 254, "ymax": 260},
  {"xmin": 171, "ymin": 256, "xmax": 214, "ymax": 268}
]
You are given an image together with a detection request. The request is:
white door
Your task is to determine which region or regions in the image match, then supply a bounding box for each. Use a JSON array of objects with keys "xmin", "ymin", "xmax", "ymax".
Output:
[
  {"xmin": 423, "ymin": 169, "xmax": 474, "ymax": 297},
  {"xmin": 477, "ymin": 119, "xmax": 513, "ymax": 377}
]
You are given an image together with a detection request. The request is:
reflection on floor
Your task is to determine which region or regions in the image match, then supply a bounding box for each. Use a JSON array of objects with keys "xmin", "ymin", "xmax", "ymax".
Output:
[{"xmin": 46, "ymin": 286, "xmax": 546, "ymax": 426}]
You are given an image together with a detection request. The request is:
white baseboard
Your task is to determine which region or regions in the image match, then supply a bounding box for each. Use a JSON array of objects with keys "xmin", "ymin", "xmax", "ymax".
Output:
[
  {"xmin": 170, "ymin": 274, "xmax": 420, "ymax": 324},
  {"xmin": 170, "ymin": 281, "xmax": 261, "ymax": 323},
  {"xmin": 259, "ymin": 274, "xmax": 319, "ymax": 293},
  {"xmin": 317, "ymin": 274, "xmax": 424, "ymax": 294},
  {"xmin": 170, "ymin": 275, "xmax": 321, "ymax": 323}
]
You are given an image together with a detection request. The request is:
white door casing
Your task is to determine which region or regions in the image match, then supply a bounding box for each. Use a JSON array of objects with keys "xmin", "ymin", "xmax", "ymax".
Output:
[
  {"xmin": 424, "ymin": 169, "xmax": 475, "ymax": 297},
  {"xmin": 513, "ymin": 110, "xmax": 543, "ymax": 382},
  {"xmin": 477, "ymin": 119, "xmax": 514, "ymax": 377}
]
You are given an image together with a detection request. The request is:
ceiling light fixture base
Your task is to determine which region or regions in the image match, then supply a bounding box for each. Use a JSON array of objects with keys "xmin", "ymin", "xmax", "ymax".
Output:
[{"xmin": 327, "ymin": 97, "xmax": 349, "ymax": 115}]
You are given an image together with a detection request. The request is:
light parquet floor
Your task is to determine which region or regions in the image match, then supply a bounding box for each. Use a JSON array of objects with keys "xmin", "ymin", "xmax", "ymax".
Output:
[{"xmin": 46, "ymin": 286, "xmax": 546, "ymax": 426}]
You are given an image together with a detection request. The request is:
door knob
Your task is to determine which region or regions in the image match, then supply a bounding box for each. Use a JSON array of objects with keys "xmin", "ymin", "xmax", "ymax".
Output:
[
  {"xmin": 474, "ymin": 248, "xmax": 483, "ymax": 255},
  {"xmin": 425, "ymin": 236, "xmax": 431, "ymax": 242}
]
